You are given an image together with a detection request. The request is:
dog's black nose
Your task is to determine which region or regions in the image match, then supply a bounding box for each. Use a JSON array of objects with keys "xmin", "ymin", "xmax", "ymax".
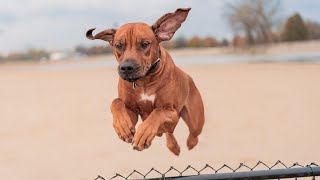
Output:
[{"xmin": 120, "ymin": 61, "xmax": 135, "ymax": 74}]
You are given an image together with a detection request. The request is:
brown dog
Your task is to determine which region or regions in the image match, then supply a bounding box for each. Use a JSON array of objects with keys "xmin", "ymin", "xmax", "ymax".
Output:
[{"xmin": 86, "ymin": 8, "xmax": 204, "ymax": 155}]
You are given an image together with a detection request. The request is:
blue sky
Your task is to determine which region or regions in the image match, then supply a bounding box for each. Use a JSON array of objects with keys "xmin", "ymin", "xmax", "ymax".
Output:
[{"xmin": 0, "ymin": 0, "xmax": 319, "ymax": 54}]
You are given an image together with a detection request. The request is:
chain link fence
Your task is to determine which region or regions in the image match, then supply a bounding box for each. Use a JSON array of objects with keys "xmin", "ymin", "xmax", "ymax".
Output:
[{"xmin": 94, "ymin": 161, "xmax": 320, "ymax": 180}]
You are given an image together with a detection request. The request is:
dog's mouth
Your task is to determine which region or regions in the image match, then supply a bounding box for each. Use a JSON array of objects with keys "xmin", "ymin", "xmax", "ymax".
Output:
[
  {"xmin": 119, "ymin": 74, "xmax": 142, "ymax": 82},
  {"xmin": 125, "ymin": 77, "xmax": 140, "ymax": 82},
  {"xmin": 118, "ymin": 59, "xmax": 160, "ymax": 83}
]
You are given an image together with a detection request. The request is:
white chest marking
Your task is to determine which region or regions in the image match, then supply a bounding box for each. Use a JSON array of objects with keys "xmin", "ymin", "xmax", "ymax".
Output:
[{"xmin": 140, "ymin": 93, "xmax": 156, "ymax": 104}]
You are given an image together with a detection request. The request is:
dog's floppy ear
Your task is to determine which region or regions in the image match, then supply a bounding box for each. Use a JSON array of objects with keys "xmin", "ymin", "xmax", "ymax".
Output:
[
  {"xmin": 86, "ymin": 28, "xmax": 117, "ymax": 45},
  {"xmin": 152, "ymin": 8, "xmax": 191, "ymax": 42}
]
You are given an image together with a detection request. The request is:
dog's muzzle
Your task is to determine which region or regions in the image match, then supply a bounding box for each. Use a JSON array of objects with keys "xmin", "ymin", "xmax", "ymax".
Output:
[
  {"xmin": 119, "ymin": 47, "xmax": 161, "ymax": 83},
  {"xmin": 118, "ymin": 57, "xmax": 161, "ymax": 83},
  {"xmin": 118, "ymin": 60, "xmax": 141, "ymax": 82}
]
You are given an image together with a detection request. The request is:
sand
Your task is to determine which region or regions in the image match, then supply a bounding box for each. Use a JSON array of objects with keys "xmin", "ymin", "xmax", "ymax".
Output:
[{"xmin": 1, "ymin": 60, "xmax": 320, "ymax": 180}]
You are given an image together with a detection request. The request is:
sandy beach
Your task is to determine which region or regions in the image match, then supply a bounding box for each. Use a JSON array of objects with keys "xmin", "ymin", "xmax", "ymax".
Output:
[{"xmin": 1, "ymin": 59, "xmax": 320, "ymax": 179}]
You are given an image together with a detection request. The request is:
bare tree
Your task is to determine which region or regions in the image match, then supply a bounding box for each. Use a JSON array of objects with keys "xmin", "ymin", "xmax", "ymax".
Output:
[
  {"xmin": 225, "ymin": 0, "xmax": 281, "ymax": 45},
  {"xmin": 226, "ymin": 1, "xmax": 256, "ymax": 44}
]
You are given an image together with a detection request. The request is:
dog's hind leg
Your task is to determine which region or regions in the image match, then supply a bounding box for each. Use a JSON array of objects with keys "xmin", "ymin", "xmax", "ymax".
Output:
[
  {"xmin": 166, "ymin": 133, "xmax": 180, "ymax": 156},
  {"xmin": 181, "ymin": 78, "xmax": 205, "ymax": 150}
]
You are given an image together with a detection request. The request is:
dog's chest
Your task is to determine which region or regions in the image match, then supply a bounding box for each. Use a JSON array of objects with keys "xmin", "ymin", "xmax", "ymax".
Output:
[
  {"xmin": 137, "ymin": 92, "xmax": 156, "ymax": 117},
  {"xmin": 139, "ymin": 93, "xmax": 156, "ymax": 103}
]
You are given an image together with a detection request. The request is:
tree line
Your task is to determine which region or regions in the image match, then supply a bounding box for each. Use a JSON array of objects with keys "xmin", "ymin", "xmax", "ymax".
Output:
[
  {"xmin": 226, "ymin": 0, "xmax": 320, "ymax": 46},
  {"xmin": 74, "ymin": 36, "xmax": 229, "ymax": 56},
  {"xmin": 0, "ymin": 49, "xmax": 49, "ymax": 62}
]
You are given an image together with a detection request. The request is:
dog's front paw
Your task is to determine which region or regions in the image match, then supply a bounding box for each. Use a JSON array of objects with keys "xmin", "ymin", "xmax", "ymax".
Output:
[
  {"xmin": 132, "ymin": 121, "xmax": 159, "ymax": 151},
  {"xmin": 113, "ymin": 117, "xmax": 135, "ymax": 143}
]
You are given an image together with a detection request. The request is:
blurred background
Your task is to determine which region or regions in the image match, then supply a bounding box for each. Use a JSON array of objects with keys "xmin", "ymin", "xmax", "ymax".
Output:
[
  {"xmin": 1, "ymin": 0, "xmax": 320, "ymax": 60},
  {"xmin": 1, "ymin": 0, "xmax": 320, "ymax": 180}
]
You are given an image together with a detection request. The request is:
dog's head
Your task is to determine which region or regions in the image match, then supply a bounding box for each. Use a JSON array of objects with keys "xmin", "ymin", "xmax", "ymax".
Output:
[{"xmin": 86, "ymin": 8, "xmax": 191, "ymax": 82}]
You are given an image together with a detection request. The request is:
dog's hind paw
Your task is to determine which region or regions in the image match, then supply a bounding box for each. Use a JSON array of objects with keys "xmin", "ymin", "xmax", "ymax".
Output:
[
  {"xmin": 166, "ymin": 133, "xmax": 181, "ymax": 156},
  {"xmin": 167, "ymin": 143, "xmax": 180, "ymax": 156},
  {"xmin": 187, "ymin": 135, "xmax": 198, "ymax": 150}
]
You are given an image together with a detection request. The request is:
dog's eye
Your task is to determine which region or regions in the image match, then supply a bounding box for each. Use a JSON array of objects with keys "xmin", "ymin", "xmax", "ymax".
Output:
[
  {"xmin": 141, "ymin": 41, "xmax": 150, "ymax": 49},
  {"xmin": 115, "ymin": 43, "xmax": 124, "ymax": 51}
]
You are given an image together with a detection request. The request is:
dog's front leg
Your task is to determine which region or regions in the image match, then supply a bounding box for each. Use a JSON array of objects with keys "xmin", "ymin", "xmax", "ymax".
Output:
[
  {"xmin": 110, "ymin": 98, "xmax": 138, "ymax": 143},
  {"xmin": 132, "ymin": 107, "xmax": 179, "ymax": 151}
]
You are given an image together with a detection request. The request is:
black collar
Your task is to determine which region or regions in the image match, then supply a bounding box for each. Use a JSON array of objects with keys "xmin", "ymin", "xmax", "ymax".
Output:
[
  {"xmin": 146, "ymin": 46, "xmax": 161, "ymax": 76},
  {"xmin": 146, "ymin": 57, "xmax": 160, "ymax": 76}
]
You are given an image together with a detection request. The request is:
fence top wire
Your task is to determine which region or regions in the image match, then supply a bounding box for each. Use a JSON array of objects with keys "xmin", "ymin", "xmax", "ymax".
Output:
[{"xmin": 94, "ymin": 161, "xmax": 319, "ymax": 180}]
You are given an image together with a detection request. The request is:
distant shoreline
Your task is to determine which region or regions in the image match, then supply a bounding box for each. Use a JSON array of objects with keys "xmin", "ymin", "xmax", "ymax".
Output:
[
  {"xmin": 169, "ymin": 40, "xmax": 320, "ymax": 56},
  {"xmin": 1, "ymin": 40, "xmax": 320, "ymax": 65}
]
